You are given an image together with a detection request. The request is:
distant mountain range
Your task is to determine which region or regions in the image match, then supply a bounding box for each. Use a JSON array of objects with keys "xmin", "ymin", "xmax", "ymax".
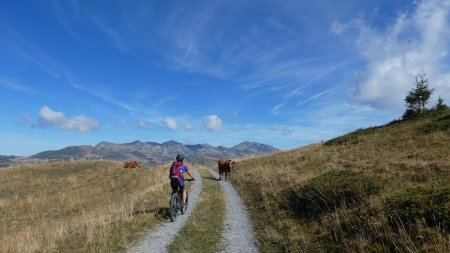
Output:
[{"xmin": 0, "ymin": 140, "xmax": 279, "ymax": 167}]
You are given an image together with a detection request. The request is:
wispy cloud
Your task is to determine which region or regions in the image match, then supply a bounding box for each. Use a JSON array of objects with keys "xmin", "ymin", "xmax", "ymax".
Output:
[
  {"xmin": 50, "ymin": 0, "xmax": 88, "ymax": 45},
  {"xmin": 184, "ymin": 123, "xmax": 195, "ymax": 131},
  {"xmin": 17, "ymin": 113, "xmax": 36, "ymax": 128},
  {"xmin": 2, "ymin": 25, "xmax": 141, "ymax": 114},
  {"xmin": 90, "ymin": 17, "xmax": 129, "ymax": 53},
  {"xmin": 296, "ymin": 88, "xmax": 334, "ymax": 106},
  {"xmin": 1, "ymin": 25, "xmax": 62, "ymax": 79},
  {"xmin": 271, "ymin": 63, "xmax": 343, "ymax": 114},
  {"xmin": 136, "ymin": 120, "xmax": 150, "ymax": 129},
  {"xmin": 160, "ymin": 1, "xmax": 223, "ymax": 73},
  {"xmin": 152, "ymin": 1, "xmax": 349, "ymax": 115},
  {"xmin": 0, "ymin": 79, "xmax": 38, "ymax": 94},
  {"xmin": 47, "ymin": 1, "xmax": 348, "ymax": 115},
  {"xmin": 70, "ymin": 82, "xmax": 138, "ymax": 112}
]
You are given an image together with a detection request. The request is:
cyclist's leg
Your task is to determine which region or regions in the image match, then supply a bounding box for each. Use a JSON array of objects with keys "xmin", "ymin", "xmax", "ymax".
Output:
[
  {"xmin": 179, "ymin": 181, "xmax": 187, "ymax": 205},
  {"xmin": 170, "ymin": 180, "xmax": 178, "ymax": 193}
]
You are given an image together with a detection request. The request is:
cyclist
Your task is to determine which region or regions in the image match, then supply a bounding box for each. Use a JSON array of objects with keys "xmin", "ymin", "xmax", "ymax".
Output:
[{"xmin": 169, "ymin": 154, "xmax": 195, "ymax": 208}]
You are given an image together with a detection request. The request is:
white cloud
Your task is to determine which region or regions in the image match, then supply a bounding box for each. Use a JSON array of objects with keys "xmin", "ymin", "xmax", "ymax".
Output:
[
  {"xmin": 330, "ymin": 21, "xmax": 349, "ymax": 35},
  {"xmin": 38, "ymin": 106, "xmax": 99, "ymax": 133},
  {"xmin": 17, "ymin": 113, "xmax": 36, "ymax": 128},
  {"xmin": 184, "ymin": 123, "xmax": 195, "ymax": 131},
  {"xmin": 350, "ymin": 0, "xmax": 450, "ymax": 110},
  {"xmin": 163, "ymin": 117, "xmax": 178, "ymax": 130},
  {"xmin": 268, "ymin": 125, "xmax": 293, "ymax": 136},
  {"xmin": 137, "ymin": 120, "xmax": 150, "ymax": 129},
  {"xmin": 232, "ymin": 124, "xmax": 243, "ymax": 132},
  {"xmin": 203, "ymin": 115, "xmax": 222, "ymax": 132}
]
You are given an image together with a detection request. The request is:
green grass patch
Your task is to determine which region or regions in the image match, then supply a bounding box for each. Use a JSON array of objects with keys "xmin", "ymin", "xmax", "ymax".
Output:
[
  {"xmin": 323, "ymin": 126, "xmax": 384, "ymax": 146},
  {"xmin": 384, "ymin": 185, "xmax": 450, "ymax": 231},
  {"xmin": 418, "ymin": 114, "xmax": 450, "ymax": 133},
  {"xmin": 169, "ymin": 168, "xmax": 225, "ymax": 253},
  {"xmin": 313, "ymin": 184, "xmax": 450, "ymax": 252},
  {"xmin": 287, "ymin": 169, "xmax": 384, "ymax": 218}
]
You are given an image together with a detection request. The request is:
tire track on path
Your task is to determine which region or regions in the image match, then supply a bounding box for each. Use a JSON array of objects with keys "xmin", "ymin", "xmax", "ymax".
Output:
[
  {"xmin": 207, "ymin": 168, "xmax": 259, "ymax": 253},
  {"xmin": 127, "ymin": 169, "xmax": 202, "ymax": 253}
]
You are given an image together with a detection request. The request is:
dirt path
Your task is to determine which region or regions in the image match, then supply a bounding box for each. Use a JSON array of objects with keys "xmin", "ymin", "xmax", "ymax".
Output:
[
  {"xmin": 207, "ymin": 168, "xmax": 259, "ymax": 253},
  {"xmin": 128, "ymin": 168, "xmax": 258, "ymax": 253},
  {"xmin": 127, "ymin": 169, "xmax": 202, "ymax": 253}
]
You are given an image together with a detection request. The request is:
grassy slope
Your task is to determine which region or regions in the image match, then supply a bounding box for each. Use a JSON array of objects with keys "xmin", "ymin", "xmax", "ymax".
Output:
[
  {"xmin": 231, "ymin": 109, "xmax": 450, "ymax": 252},
  {"xmin": 0, "ymin": 161, "xmax": 172, "ymax": 252}
]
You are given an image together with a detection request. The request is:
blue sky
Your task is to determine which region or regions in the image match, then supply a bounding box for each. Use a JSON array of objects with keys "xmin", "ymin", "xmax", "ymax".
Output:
[{"xmin": 1, "ymin": 0, "xmax": 450, "ymax": 156}]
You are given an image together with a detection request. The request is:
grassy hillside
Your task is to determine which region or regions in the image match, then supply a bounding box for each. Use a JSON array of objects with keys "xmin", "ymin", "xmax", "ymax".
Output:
[
  {"xmin": 0, "ymin": 161, "xmax": 171, "ymax": 252},
  {"xmin": 231, "ymin": 109, "xmax": 449, "ymax": 252}
]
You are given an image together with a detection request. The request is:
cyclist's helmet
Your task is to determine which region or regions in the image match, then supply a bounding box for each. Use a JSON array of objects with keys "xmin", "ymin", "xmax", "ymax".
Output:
[{"xmin": 176, "ymin": 154, "xmax": 184, "ymax": 161}]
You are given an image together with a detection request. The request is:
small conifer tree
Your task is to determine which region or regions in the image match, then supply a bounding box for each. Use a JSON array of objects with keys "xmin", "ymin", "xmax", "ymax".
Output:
[
  {"xmin": 433, "ymin": 97, "xmax": 449, "ymax": 111},
  {"xmin": 403, "ymin": 72, "xmax": 434, "ymax": 119}
]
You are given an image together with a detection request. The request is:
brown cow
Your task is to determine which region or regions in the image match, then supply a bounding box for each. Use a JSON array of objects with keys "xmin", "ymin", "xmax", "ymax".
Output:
[
  {"xmin": 218, "ymin": 158, "xmax": 234, "ymax": 180},
  {"xmin": 124, "ymin": 160, "xmax": 139, "ymax": 168}
]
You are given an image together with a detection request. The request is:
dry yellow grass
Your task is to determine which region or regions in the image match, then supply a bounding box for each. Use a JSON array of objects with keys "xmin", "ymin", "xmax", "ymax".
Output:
[
  {"xmin": 0, "ymin": 160, "xmax": 172, "ymax": 252},
  {"xmin": 231, "ymin": 111, "xmax": 450, "ymax": 252}
]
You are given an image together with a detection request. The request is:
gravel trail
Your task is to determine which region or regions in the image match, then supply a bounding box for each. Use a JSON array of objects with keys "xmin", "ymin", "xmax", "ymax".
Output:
[
  {"xmin": 127, "ymin": 169, "xmax": 202, "ymax": 253},
  {"xmin": 207, "ymin": 168, "xmax": 259, "ymax": 253}
]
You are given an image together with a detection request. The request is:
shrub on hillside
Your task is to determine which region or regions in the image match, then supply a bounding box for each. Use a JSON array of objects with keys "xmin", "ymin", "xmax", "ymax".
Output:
[
  {"xmin": 383, "ymin": 186, "xmax": 449, "ymax": 232},
  {"xmin": 418, "ymin": 114, "xmax": 450, "ymax": 134},
  {"xmin": 323, "ymin": 126, "xmax": 383, "ymax": 146},
  {"xmin": 286, "ymin": 170, "xmax": 384, "ymax": 218}
]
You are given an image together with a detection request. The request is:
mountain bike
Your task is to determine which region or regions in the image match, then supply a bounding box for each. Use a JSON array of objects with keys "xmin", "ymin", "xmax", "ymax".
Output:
[{"xmin": 169, "ymin": 178, "xmax": 194, "ymax": 222}]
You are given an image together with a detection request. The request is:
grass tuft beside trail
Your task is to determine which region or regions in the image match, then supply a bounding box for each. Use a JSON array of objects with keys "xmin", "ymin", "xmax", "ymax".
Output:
[{"xmin": 169, "ymin": 168, "xmax": 225, "ymax": 253}]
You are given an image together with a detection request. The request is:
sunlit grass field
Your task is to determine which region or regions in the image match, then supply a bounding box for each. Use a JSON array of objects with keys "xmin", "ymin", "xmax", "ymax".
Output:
[
  {"xmin": 232, "ymin": 110, "xmax": 449, "ymax": 252},
  {"xmin": 0, "ymin": 161, "xmax": 171, "ymax": 252}
]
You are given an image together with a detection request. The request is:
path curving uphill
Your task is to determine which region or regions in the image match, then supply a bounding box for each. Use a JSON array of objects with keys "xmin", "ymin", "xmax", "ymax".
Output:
[
  {"xmin": 207, "ymin": 168, "xmax": 259, "ymax": 253},
  {"xmin": 127, "ymin": 170, "xmax": 202, "ymax": 253}
]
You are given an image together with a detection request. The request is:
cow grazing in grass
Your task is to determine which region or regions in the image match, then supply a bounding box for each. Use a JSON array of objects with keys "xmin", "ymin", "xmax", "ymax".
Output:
[
  {"xmin": 218, "ymin": 158, "xmax": 234, "ymax": 180},
  {"xmin": 124, "ymin": 161, "xmax": 139, "ymax": 168}
]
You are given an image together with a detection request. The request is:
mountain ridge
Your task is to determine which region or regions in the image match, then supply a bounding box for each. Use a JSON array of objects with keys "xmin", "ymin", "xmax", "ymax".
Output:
[{"xmin": 2, "ymin": 140, "xmax": 279, "ymax": 167}]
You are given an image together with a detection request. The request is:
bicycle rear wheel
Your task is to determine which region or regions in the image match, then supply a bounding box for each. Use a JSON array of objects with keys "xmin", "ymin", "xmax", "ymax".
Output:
[{"xmin": 169, "ymin": 192, "xmax": 178, "ymax": 222}]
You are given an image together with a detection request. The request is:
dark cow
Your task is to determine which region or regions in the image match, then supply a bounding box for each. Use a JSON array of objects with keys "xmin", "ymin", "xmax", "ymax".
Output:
[
  {"xmin": 124, "ymin": 160, "xmax": 139, "ymax": 168},
  {"xmin": 218, "ymin": 158, "xmax": 234, "ymax": 180}
]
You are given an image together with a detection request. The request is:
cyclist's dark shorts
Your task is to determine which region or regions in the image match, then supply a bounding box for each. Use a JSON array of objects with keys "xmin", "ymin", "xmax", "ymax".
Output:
[{"xmin": 171, "ymin": 180, "xmax": 185, "ymax": 192}]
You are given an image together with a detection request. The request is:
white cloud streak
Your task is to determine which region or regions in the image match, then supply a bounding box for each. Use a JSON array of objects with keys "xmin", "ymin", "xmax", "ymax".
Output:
[
  {"xmin": 296, "ymin": 88, "xmax": 334, "ymax": 106},
  {"xmin": 137, "ymin": 120, "xmax": 150, "ymax": 129},
  {"xmin": 38, "ymin": 106, "xmax": 99, "ymax": 133},
  {"xmin": 70, "ymin": 82, "xmax": 138, "ymax": 112},
  {"xmin": 0, "ymin": 79, "xmax": 37, "ymax": 94}
]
